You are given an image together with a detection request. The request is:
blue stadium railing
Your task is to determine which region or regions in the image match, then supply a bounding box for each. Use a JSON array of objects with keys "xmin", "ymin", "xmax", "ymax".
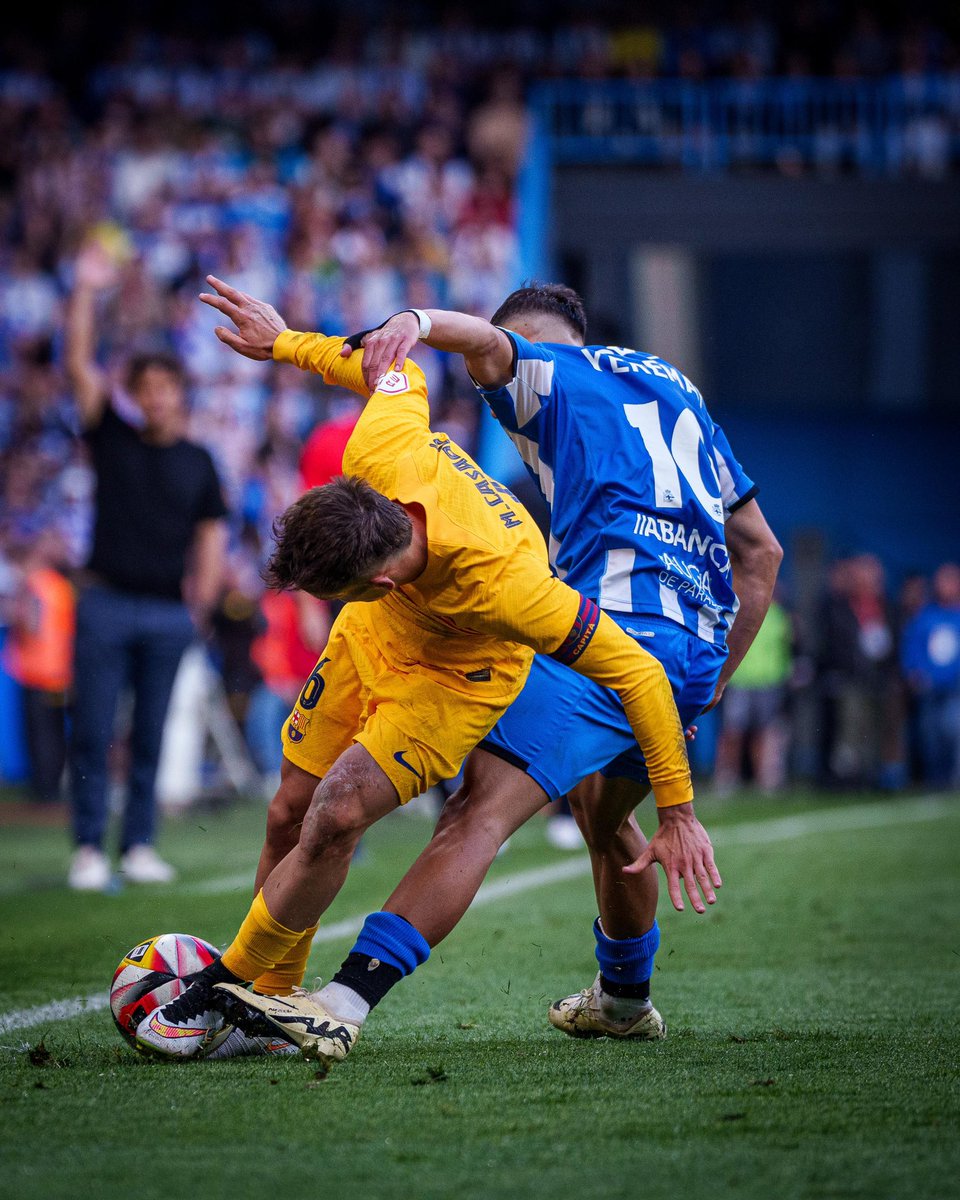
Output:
[{"xmin": 531, "ymin": 75, "xmax": 960, "ymax": 171}]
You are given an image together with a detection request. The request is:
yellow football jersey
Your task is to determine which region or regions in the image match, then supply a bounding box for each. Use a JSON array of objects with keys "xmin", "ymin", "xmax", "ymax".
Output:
[
  {"xmin": 275, "ymin": 331, "xmax": 550, "ymax": 696},
  {"xmin": 273, "ymin": 331, "xmax": 692, "ymax": 807}
]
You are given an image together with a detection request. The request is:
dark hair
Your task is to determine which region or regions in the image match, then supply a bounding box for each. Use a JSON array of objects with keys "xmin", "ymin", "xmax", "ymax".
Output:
[
  {"xmin": 262, "ymin": 476, "xmax": 413, "ymax": 596},
  {"xmin": 490, "ymin": 283, "xmax": 587, "ymax": 342},
  {"xmin": 126, "ymin": 352, "xmax": 186, "ymax": 392}
]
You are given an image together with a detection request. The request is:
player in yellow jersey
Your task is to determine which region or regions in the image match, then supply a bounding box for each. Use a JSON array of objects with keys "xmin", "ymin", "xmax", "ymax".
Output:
[{"xmin": 136, "ymin": 278, "xmax": 709, "ymax": 1061}]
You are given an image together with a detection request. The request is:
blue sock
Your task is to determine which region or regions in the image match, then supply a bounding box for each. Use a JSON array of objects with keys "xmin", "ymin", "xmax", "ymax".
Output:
[
  {"xmin": 593, "ymin": 917, "xmax": 659, "ymax": 998},
  {"xmin": 330, "ymin": 910, "xmax": 430, "ymax": 1009}
]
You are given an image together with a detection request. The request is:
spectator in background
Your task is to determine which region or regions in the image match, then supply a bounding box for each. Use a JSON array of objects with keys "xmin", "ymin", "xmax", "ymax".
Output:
[
  {"xmin": 247, "ymin": 590, "xmax": 330, "ymax": 787},
  {"xmin": 816, "ymin": 554, "xmax": 902, "ymax": 789},
  {"xmin": 895, "ymin": 571, "xmax": 929, "ymax": 783},
  {"xmin": 2, "ymin": 530, "xmax": 75, "ymax": 803},
  {"xmin": 901, "ymin": 563, "xmax": 960, "ymax": 787},
  {"xmin": 64, "ymin": 240, "xmax": 228, "ymax": 891},
  {"xmin": 299, "ymin": 393, "xmax": 363, "ymax": 491},
  {"xmin": 714, "ymin": 590, "xmax": 794, "ymax": 792}
]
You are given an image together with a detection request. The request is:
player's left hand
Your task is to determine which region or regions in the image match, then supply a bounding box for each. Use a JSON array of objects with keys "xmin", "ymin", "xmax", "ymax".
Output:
[
  {"xmin": 623, "ymin": 802, "xmax": 721, "ymax": 914},
  {"xmin": 341, "ymin": 311, "xmax": 420, "ymax": 390},
  {"xmin": 199, "ymin": 276, "xmax": 286, "ymax": 360}
]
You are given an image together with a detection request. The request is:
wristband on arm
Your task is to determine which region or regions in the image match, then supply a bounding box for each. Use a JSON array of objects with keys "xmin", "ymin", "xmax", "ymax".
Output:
[{"xmin": 343, "ymin": 309, "xmax": 431, "ymax": 353}]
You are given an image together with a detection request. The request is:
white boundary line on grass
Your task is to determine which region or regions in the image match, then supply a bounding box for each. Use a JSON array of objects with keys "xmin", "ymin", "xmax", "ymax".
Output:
[{"xmin": 0, "ymin": 795, "xmax": 948, "ymax": 1037}]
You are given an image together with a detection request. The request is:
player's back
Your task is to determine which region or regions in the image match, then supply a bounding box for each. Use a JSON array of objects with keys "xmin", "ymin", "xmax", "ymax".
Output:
[{"xmin": 475, "ymin": 336, "xmax": 757, "ymax": 648}]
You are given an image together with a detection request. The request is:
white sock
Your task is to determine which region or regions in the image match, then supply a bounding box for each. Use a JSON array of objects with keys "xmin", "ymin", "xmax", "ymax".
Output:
[
  {"xmin": 314, "ymin": 981, "xmax": 370, "ymax": 1024},
  {"xmin": 598, "ymin": 987, "xmax": 652, "ymax": 1020}
]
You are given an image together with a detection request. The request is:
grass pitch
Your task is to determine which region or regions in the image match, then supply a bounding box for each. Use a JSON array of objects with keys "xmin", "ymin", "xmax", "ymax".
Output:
[{"xmin": 0, "ymin": 789, "xmax": 957, "ymax": 1200}]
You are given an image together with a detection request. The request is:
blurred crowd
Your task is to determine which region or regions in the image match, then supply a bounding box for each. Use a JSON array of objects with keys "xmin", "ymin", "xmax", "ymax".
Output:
[
  {"xmin": 1, "ymin": 6, "xmax": 959, "ymax": 813},
  {"xmin": 713, "ymin": 554, "xmax": 960, "ymax": 794}
]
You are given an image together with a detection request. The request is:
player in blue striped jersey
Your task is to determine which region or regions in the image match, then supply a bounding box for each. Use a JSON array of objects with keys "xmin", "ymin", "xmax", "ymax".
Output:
[
  {"xmin": 475, "ymin": 332, "xmax": 755, "ymax": 646},
  {"xmin": 330, "ymin": 286, "xmax": 781, "ymax": 1041}
]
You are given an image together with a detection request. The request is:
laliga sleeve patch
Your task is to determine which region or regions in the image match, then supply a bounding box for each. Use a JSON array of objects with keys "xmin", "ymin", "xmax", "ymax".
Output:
[{"xmin": 374, "ymin": 370, "xmax": 410, "ymax": 395}]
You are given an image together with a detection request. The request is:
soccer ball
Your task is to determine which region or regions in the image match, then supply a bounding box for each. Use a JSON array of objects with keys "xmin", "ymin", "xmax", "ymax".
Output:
[{"xmin": 110, "ymin": 933, "xmax": 221, "ymax": 1047}]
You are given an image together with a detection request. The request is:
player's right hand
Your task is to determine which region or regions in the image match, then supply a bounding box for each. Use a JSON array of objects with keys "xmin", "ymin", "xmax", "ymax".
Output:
[
  {"xmin": 341, "ymin": 311, "xmax": 420, "ymax": 390},
  {"xmin": 623, "ymin": 802, "xmax": 721, "ymax": 914},
  {"xmin": 199, "ymin": 275, "xmax": 286, "ymax": 361}
]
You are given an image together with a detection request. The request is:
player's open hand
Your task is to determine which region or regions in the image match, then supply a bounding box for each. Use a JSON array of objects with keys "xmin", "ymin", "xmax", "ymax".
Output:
[
  {"xmin": 623, "ymin": 802, "xmax": 721, "ymax": 914},
  {"xmin": 199, "ymin": 275, "xmax": 286, "ymax": 361},
  {"xmin": 340, "ymin": 311, "xmax": 420, "ymax": 390}
]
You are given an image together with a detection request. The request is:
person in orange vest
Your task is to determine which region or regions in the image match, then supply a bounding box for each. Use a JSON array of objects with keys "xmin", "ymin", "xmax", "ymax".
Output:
[{"xmin": 3, "ymin": 531, "xmax": 75, "ymax": 803}]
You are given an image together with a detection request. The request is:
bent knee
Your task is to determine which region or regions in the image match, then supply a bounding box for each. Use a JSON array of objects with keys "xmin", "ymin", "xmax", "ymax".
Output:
[
  {"xmin": 298, "ymin": 780, "xmax": 370, "ymax": 859},
  {"xmin": 265, "ymin": 775, "xmax": 317, "ymax": 852}
]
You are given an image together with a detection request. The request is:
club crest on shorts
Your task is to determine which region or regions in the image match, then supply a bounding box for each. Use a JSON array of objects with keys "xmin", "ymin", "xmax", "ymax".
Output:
[{"xmin": 287, "ymin": 708, "xmax": 309, "ymax": 743}]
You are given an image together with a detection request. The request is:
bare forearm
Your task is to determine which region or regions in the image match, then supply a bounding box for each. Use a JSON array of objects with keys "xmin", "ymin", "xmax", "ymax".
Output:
[
  {"xmin": 65, "ymin": 285, "xmax": 106, "ymax": 422},
  {"xmin": 421, "ymin": 310, "xmax": 503, "ymax": 358},
  {"xmin": 351, "ymin": 308, "xmax": 513, "ymax": 389}
]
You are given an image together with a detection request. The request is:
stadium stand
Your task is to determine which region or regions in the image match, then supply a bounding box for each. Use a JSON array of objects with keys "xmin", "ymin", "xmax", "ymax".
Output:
[{"xmin": 1, "ymin": 2, "xmax": 958, "ymax": 795}]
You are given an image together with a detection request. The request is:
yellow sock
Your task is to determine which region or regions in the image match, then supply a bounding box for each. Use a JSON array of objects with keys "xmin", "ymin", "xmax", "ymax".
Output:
[
  {"xmin": 221, "ymin": 891, "xmax": 307, "ymax": 982},
  {"xmin": 252, "ymin": 925, "xmax": 318, "ymax": 995}
]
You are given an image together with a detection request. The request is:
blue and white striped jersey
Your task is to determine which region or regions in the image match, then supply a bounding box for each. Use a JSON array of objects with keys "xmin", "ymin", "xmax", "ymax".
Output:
[{"xmin": 474, "ymin": 333, "xmax": 757, "ymax": 648}]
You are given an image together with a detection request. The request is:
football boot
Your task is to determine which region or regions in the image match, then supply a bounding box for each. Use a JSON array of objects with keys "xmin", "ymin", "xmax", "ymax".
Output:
[
  {"xmin": 135, "ymin": 974, "xmax": 234, "ymax": 1059},
  {"xmin": 203, "ymin": 1026, "xmax": 298, "ymax": 1059},
  {"xmin": 215, "ymin": 983, "xmax": 360, "ymax": 1065},
  {"xmin": 548, "ymin": 973, "xmax": 667, "ymax": 1040}
]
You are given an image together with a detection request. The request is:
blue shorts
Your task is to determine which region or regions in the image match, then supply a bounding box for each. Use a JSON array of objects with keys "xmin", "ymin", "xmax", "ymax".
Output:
[{"xmin": 480, "ymin": 613, "xmax": 726, "ymax": 799}]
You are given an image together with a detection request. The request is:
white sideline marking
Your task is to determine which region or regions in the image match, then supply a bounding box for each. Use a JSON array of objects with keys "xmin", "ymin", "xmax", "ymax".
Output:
[{"xmin": 0, "ymin": 796, "xmax": 949, "ymax": 1037}]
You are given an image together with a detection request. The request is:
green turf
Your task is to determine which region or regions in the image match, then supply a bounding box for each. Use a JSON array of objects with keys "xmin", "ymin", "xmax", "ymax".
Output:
[{"xmin": 1, "ymin": 789, "xmax": 958, "ymax": 1200}]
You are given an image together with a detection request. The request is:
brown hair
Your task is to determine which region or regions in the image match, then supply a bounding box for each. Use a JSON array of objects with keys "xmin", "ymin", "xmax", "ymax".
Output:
[
  {"xmin": 126, "ymin": 352, "xmax": 186, "ymax": 392},
  {"xmin": 262, "ymin": 476, "xmax": 413, "ymax": 596},
  {"xmin": 490, "ymin": 283, "xmax": 587, "ymax": 342}
]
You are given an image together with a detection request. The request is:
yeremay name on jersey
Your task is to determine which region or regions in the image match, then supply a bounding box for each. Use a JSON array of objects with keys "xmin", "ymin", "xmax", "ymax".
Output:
[{"xmin": 475, "ymin": 334, "xmax": 757, "ymax": 644}]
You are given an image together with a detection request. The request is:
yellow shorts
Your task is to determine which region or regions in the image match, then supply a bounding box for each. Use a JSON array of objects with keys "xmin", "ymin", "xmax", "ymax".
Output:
[{"xmin": 281, "ymin": 605, "xmax": 529, "ymax": 803}]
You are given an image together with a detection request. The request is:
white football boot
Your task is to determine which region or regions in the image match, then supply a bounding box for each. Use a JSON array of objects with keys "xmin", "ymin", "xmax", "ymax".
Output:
[
  {"xmin": 135, "ymin": 976, "xmax": 232, "ymax": 1059},
  {"xmin": 215, "ymin": 983, "xmax": 360, "ymax": 1065},
  {"xmin": 203, "ymin": 1027, "xmax": 298, "ymax": 1059},
  {"xmin": 548, "ymin": 973, "xmax": 667, "ymax": 1040}
]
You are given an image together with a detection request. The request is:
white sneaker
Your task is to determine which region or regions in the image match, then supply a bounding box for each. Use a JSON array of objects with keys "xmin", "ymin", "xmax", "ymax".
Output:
[
  {"xmin": 548, "ymin": 973, "xmax": 667, "ymax": 1040},
  {"xmin": 120, "ymin": 844, "xmax": 177, "ymax": 884},
  {"xmin": 546, "ymin": 816, "xmax": 583, "ymax": 851},
  {"xmin": 68, "ymin": 846, "xmax": 111, "ymax": 891}
]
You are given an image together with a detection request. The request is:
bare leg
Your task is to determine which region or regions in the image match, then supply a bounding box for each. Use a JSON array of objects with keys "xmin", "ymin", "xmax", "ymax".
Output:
[
  {"xmin": 384, "ymin": 748, "xmax": 551, "ymax": 946},
  {"xmin": 566, "ymin": 773, "xmax": 658, "ymax": 940},
  {"xmin": 261, "ymin": 744, "xmax": 399, "ymax": 930},
  {"xmin": 254, "ymin": 755, "xmax": 321, "ymax": 893}
]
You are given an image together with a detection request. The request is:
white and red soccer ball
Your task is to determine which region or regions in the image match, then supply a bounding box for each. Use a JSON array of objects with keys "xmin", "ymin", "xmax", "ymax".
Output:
[{"xmin": 110, "ymin": 933, "xmax": 220, "ymax": 1047}]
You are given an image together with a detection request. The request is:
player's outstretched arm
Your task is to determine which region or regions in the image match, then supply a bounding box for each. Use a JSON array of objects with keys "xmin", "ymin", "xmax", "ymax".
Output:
[
  {"xmin": 199, "ymin": 276, "xmax": 369, "ymax": 396},
  {"xmin": 66, "ymin": 244, "xmax": 117, "ymax": 428},
  {"xmin": 341, "ymin": 308, "xmax": 515, "ymax": 391}
]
